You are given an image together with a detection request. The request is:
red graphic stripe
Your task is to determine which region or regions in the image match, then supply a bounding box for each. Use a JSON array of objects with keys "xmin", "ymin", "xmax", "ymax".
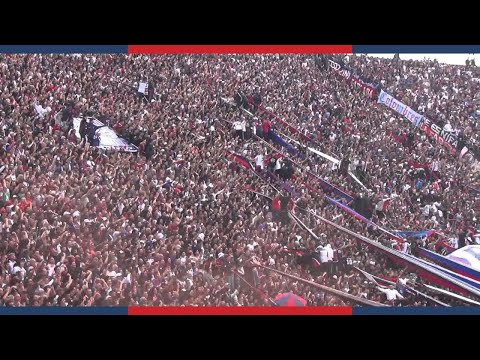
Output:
[
  {"xmin": 128, "ymin": 45, "xmax": 352, "ymax": 54},
  {"xmin": 128, "ymin": 306, "xmax": 352, "ymax": 315}
]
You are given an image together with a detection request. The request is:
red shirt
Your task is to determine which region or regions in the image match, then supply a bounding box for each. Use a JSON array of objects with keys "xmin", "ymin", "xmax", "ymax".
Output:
[
  {"xmin": 287, "ymin": 199, "xmax": 295, "ymax": 211},
  {"xmin": 379, "ymin": 276, "xmax": 398, "ymax": 284},
  {"xmin": 272, "ymin": 197, "xmax": 281, "ymax": 211},
  {"xmin": 262, "ymin": 120, "xmax": 271, "ymax": 134},
  {"xmin": 18, "ymin": 199, "xmax": 32, "ymax": 212},
  {"xmin": 113, "ymin": 123, "xmax": 124, "ymax": 131}
]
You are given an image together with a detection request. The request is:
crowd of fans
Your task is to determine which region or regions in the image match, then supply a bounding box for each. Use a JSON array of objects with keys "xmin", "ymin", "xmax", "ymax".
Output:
[{"xmin": 0, "ymin": 53, "xmax": 479, "ymax": 307}]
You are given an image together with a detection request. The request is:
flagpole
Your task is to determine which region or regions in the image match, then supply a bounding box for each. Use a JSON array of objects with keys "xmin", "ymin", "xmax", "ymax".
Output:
[
  {"xmin": 249, "ymin": 258, "xmax": 388, "ymax": 307},
  {"xmin": 233, "ymin": 269, "xmax": 277, "ymax": 306},
  {"xmin": 325, "ymin": 196, "xmax": 405, "ymax": 244},
  {"xmin": 256, "ymin": 110, "xmax": 369, "ymax": 193},
  {"xmin": 423, "ymin": 284, "xmax": 480, "ymax": 306},
  {"xmin": 224, "ymin": 137, "xmax": 474, "ymax": 301},
  {"xmin": 352, "ymin": 267, "xmax": 451, "ymax": 307},
  {"xmin": 290, "ymin": 212, "xmax": 320, "ymax": 241},
  {"xmin": 302, "ymin": 207, "xmax": 480, "ymax": 299},
  {"xmin": 251, "ymin": 131, "xmax": 354, "ymax": 201},
  {"xmin": 218, "ymin": 97, "xmax": 480, "ymax": 300},
  {"xmin": 220, "ymin": 97, "xmax": 353, "ymax": 201}
]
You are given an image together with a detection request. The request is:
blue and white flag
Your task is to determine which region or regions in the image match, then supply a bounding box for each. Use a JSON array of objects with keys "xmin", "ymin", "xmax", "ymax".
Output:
[
  {"xmin": 73, "ymin": 117, "xmax": 138, "ymax": 152},
  {"xmin": 377, "ymin": 90, "xmax": 423, "ymax": 127},
  {"xmin": 394, "ymin": 230, "xmax": 436, "ymax": 238}
]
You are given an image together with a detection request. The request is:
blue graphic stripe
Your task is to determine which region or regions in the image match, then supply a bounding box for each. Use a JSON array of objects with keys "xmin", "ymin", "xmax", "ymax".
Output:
[
  {"xmin": 353, "ymin": 307, "xmax": 480, "ymax": 315},
  {"xmin": 0, "ymin": 307, "xmax": 128, "ymax": 315},
  {"xmin": 353, "ymin": 45, "xmax": 480, "ymax": 54},
  {"xmin": 0, "ymin": 45, "xmax": 128, "ymax": 54}
]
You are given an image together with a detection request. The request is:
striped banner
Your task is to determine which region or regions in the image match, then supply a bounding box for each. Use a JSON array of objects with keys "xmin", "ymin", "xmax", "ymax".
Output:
[{"xmin": 377, "ymin": 90, "xmax": 423, "ymax": 127}]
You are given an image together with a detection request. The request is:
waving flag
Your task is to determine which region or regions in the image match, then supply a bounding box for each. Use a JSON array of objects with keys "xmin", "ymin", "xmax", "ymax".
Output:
[
  {"xmin": 226, "ymin": 151, "xmax": 254, "ymax": 171},
  {"xmin": 353, "ymin": 267, "xmax": 382, "ymax": 287},
  {"xmin": 73, "ymin": 117, "xmax": 138, "ymax": 152},
  {"xmin": 394, "ymin": 230, "xmax": 436, "ymax": 239},
  {"xmin": 326, "ymin": 196, "xmax": 374, "ymax": 225},
  {"xmin": 407, "ymin": 160, "xmax": 430, "ymax": 170},
  {"xmin": 326, "ymin": 197, "xmax": 404, "ymax": 243},
  {"xmin": 265, "ymin": 170, "xmax": 299, "ymax": 197},
  {"xmin": 270, "ymin": 131, "xmax": 305, "ymax": 159},
  {"xmin": 251, "ymin": 128, "xmax": 353, "ymax": 202},
  {"xmin": 256, "ymin": 104, "xmax": 314, "ymax": 144},
  {"xmin": 307, "ymin": 173, "xmax": 354, "ymax": 202}
]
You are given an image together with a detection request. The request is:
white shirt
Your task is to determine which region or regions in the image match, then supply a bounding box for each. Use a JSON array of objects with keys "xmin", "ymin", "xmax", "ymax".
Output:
[
  {"xmin": 449, "ymin": 237, "xmax": 459, "ymax": 249},
  {"xmin": 13, "ymin": 266, "xmax": 26, "ymax": 278},
  {"xmin": 275, "ymin": 159, "xmax": 282, "ymax": 171},
  {"xmin": 180, "ymin": 256, "xmax": 187, "ymax": 266},
  {"xmin": 122, "ymin": 273, "xmax": 132, "ymax": 285},
  {"xmin": 401, "ymin": 242, "xmax": 410, "ymax": 253},
  {"xmin": 47, "ymin": 263, "xmax": 56, "ymax": 277},
  {"xmin": 325, "ymin": 245, "xmax": 334, "ymax": 261},
  {"xmin": 378, "ymin": 287, "xmax": 404, "ymax": 301},
  {"xmin": 233, "ymin": 121, "xmax": 242, "ymax": 131},
  {"xmin": 255, "ymin": 155, "xmax": 264, "ymax": 167},
  {"xmin": 241, "ymin": 120, "xmax": 246, "ymax": 132},
  {"xmin": 319, "ymin": 248, "xmax": 328, "ymax": 263},
  {"xmin": 422, "ymin": 205, "xmax": 430, "ymax": 216},
  {"xmin": 375, "ymin": 200, "xmax": 384, "ymax": 212}
]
